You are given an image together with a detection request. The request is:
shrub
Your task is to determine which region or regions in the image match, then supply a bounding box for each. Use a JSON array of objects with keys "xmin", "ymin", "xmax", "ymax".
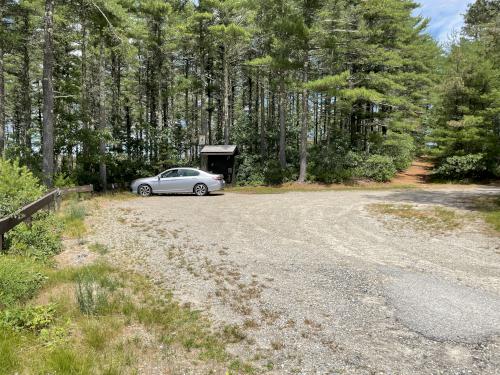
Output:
[
  {"xmin": 0, "ymin": 305, "xmax": 56, "ymax": 332},
  {"xmin": 263, "ymin": 160, "xmax": 286, "ymax": 185},
  {"xmin": 360, "ymin": 155, "xmax": 397, "ymax": 182},
  {"xmin": 7, "ymin": 213, "xmax": 62, "ymax": 262},
  {"xmin": 53, "ymin": 173, "xmax": 76, "ymax": 188},
  {"xmin": 0, "ymin": 256, "xmax": 46, "ymax": 308},
  {"xmin": 0, "ymin": 159, "xmax": 44, "ymax": 217},
  {"xmin": 433, "ymin": 153, "xmax": 487, "ymax": 180},
  {"xmin": 382, "ymin": 132, "xmax": 415, "ymax": 171},
  {"xmin": 308, "ymin": 146, "xmax": 363, "ymax": 183},
  {"xmin": 235, "ymin": 155, "xmax": 265, "ymax": 186}
]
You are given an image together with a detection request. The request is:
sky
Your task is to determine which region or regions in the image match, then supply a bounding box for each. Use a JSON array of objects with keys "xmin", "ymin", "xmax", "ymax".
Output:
[{"xmin": 413, "ymin": 0, "xmax": 473, "ymax": 43}]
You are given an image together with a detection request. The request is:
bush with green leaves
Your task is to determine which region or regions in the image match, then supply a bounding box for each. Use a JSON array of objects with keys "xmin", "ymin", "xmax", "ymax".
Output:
[
  {"xmin": 263, "ymin": 160, "xmax": 286, "ymax": 185},
  {"xmin": 0, "ymin": 304, "xmax": 56, "ymax": 332},
  {"xmin": 7, "ymin": 212, "xmax": 62, "ymax": 262},
  {"xmin": 235, "ymin": 154, "xmax": 265, "ymax": 186},
  {"xmin": 308, "ymin": 144, "xmax": 363, "ymax": 183},
  {"xmin": 433, "ymin": 153, "xmax": 487, "ymax": 180},
  {"xmin": 0, "ymin": 159, "xmax": 44, "ymax": 217},
  {"xmin": 382, "ymin": 132, "xmax": 415, "ymax": 171},
  {"xmin": 0, "ymin": 256, "xmax": 47, "ymax": 308},
  {"xmin": 360, "ymin": 155, "xmax": 397, "ymax": 182},
  {"xmin": 53, "ymin": 173, "xmax": 76, "ymax": 188}
]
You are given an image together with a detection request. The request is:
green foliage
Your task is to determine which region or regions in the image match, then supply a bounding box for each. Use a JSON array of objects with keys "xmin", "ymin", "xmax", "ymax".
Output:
[
  {"xmin": 0, "ymin": 305, "xmax": 56, "ymax": 332},
  {"xmin": 433, "ymin": 154, "xmax": 487, "ymax": 180},
  {"xmin": 76, "ymin": 273, "xmax": 110, "ymax": 316},
  {"xmin": 263, "ymin": 160, "xmax": 287, "ymax": 185},
  {"xmin": 305, "ymin": 71, "xmax": 350, "ymax": 93},
  {"xmin": 360, "ymin": 155, "xmax": 397, "ymax": 182},
  {"xmin": 7, "ymin": 212, "xmax": 63, "ymax": 262},
  {"xmin": 53, "ymin": 173, "xmax": 76, "ymax": 188},
  {"xmin": 308, "ymin": 145, "xmax": 363, "ymax": 183},
  {"xmin": 235, "ymin": 155, "xmax": 265, "ymax": 186},
  {"xmin": 0, "ymin": 159, "xmax": 44, "ymax": 217},
  {"xmin": 382, "ymin": 132, "xmax": 415, "ymax": 171},
  {"xmin": 0, "ymin": 256, "xmax": 46, "ymax": 308},
  {"xmin": 428, "ymin": 1, "xmax": 500, "ymax": 180}
]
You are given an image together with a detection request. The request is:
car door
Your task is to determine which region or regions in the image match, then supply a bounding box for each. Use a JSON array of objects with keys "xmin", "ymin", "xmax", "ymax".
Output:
[
  {"xmin": 177, "ymin": 169, "xmax": 200, "ymax": 192},
  {"xmin": 158, "ymin": 169, "xmax": 183, "ymax": 193}
]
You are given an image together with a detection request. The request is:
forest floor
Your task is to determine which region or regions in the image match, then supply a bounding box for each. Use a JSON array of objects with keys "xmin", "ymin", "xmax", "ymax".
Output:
[{"xmin": 66, "ymin": 184, "xmax": 500, "ymax": 374}]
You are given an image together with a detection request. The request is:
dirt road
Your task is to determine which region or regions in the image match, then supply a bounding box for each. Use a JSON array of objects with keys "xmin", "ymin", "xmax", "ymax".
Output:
[{"xmin": 86, "ymin": 186, "xmax": 500, "ymax": 374}]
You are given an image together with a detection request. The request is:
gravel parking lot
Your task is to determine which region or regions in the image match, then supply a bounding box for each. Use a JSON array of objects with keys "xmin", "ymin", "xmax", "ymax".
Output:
[{"xmin": 87, "ymin": 187, "xmax": 500, "ymax": 374}]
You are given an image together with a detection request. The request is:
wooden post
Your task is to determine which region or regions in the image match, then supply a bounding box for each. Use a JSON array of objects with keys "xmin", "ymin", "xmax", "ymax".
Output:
[{"xmin": 0, "ymin": 233, "xmax": 4, "ymax": 252}]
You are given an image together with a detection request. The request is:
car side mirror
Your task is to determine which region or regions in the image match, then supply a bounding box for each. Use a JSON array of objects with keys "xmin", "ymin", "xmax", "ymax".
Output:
[{"xmin": 158, "ymin": 176, "xmax": 161, "ymax": 181}]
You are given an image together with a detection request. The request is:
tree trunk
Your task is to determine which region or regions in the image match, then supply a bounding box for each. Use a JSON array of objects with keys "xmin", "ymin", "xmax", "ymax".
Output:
[
  {"xmin": 0, "ymin": 45, "xmax": 5, "ymax": 156},
  {"xmin": 259, "ymin": 75, "xmax": 267, "ymax": 159},
  {"xmin": 98, "ymin": 39, "xmax": 107, "ymax": 192},
  {"xmin": 278, "ymin": 76, "xmax": 286, "ymax": 169},
  {"xmin": 200, "ymin": 53, "xmax": 207, "ymax": 146},
  {"xmin": 298, "ymin": 60, "xmax": 308, "ymax": 183},
  {"xmin": 21, "ymin": 13, "xmax": 31, "ymax": 154},
  {"xmin": 42, "ymin": 0, "xmax": 55, "ymax": 187},
  {"xmin": 223, "ymin": 48, "xmax": 230, "ymax": 145}
]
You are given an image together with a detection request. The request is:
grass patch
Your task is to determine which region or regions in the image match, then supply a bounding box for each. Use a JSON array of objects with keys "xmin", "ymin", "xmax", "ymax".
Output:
[
  {"xmin": 369, "ymin": 203, "xmax": 462, "ymax": 232},
  {"xmin": 1, "ymin": 261, "xmax": 249, "ymax": 373},
  {"xmin": 471, "ymin": 195, "xmax": 500, "ymax": 233},
  {"xmin": 0, "ymin": 329, "xmax": 20, "ymax": 373},
  {"xmin": 60, "ymin": 201, "xmax": 87, "ymax": 239},
  {"xmin": 88, "ymin": 242, "xmax": 109, "ymax": 255}
]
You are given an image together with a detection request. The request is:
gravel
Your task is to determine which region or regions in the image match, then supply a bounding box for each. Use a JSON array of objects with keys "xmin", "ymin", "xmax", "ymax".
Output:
[{"xmin": 87, "ymin": 186, "xmax": 500, "ymax": 374}]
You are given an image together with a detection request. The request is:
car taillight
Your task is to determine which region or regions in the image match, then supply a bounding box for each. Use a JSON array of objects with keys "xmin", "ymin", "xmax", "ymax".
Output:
[{"xmin": 213, "ymin": 175, "xmax": 224, "ymax": 180}]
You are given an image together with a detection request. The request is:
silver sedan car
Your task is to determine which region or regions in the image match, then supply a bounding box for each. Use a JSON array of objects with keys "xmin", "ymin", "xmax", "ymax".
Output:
[{"xmin": 130, "ymin": 168, "xmax": 225, "ymax": 197}]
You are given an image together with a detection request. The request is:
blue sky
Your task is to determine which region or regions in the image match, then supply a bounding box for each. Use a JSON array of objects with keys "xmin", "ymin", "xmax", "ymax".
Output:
[{"xmin": 413, "ymin": 0, "xmax": 473, "ymax": 43}]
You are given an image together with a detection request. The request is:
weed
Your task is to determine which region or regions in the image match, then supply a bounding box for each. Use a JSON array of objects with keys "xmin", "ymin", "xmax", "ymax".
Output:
[
  {"xmin": 75, "ymin": 276, "xmax": 110, "ymax": 316},
  {"xmin": 1, "ymin": 304, "xmax": 56, "ymax": 332},
  {"xmin": 270, "ymin": 339, "xmax": 284, "ymax": 350},
  {"xmin": 223, "ymin": 324, "xmax": 246, "ymax": 343},
  {"xmin": 88, "ymin": 242, "xmax": 109, "ymax": 255},
  {"xmin": 243, "ymin": 319, "xmax": 259, "ymax": 329}
]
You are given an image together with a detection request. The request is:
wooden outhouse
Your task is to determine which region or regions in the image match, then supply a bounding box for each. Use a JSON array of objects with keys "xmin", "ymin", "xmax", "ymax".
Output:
[{"xmin": 200, "ymin": 145, "xmax": 238, "ymax": 184}]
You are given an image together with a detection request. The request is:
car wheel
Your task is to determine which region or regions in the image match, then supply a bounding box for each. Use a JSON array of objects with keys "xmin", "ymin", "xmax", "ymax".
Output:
[
  {"xmin": 194, "ymin": 183, "xmax": 208, "ymax": 196},
  {"xmin": 138, "ymin": 184, "xmax": 152, "ymax": 197}
]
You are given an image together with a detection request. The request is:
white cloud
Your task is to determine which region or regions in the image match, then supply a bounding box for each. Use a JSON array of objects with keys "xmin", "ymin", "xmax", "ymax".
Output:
[{"xmin": 413, "ymin": 0, "xmax": 473, "ymax": 43}]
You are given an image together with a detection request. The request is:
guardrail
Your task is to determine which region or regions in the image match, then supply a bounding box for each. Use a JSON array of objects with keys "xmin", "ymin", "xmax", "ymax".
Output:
[{"xmin": 0, "ymin": 185, "xmax": 93, "ymax": 251}]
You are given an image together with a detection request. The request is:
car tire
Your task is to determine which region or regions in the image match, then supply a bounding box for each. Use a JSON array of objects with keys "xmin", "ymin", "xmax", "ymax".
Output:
[
  {"xmin": 194, "ymin": 183, "xmax": 208, "ymax": 196},
  {"xmin": 138, "ymin": 184, "xmax": 152, "ymax": 197}
]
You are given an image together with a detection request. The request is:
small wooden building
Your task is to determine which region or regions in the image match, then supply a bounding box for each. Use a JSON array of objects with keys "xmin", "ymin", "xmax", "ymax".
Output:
[{"xmin": 200, "ymin": 145, "xmax": 238, "ymax": 184}]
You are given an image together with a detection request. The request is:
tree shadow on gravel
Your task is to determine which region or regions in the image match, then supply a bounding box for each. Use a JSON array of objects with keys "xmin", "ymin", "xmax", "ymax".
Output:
[{"xmin": 364, "ymin": 188, "xmax": 500, "ymax": 213}]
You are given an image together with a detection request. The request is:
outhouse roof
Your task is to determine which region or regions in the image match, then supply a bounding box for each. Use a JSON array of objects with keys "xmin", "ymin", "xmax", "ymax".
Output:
[{"xmin": 200, "ymin": 145, "xmax": 238, "ymax": 155}]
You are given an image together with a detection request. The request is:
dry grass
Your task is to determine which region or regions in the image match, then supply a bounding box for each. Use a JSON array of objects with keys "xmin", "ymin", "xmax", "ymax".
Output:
[
  {"xmin": 227, "ymin": 182, "xmax": 418, "ymax": 195},
  {"xmin": 368, "ymin": 203, "xmax": 463, "ymax": 232}
]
